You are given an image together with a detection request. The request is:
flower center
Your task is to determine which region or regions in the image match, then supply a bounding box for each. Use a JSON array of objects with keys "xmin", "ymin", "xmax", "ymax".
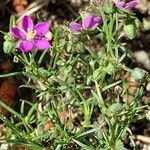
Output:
[
  {"xmin": 112, "ymin": 0, "xmax": 117, "ymax": 3},
  {"xmin": 26, "ymin": 29, "xmax": 36, "ymax": 40}
]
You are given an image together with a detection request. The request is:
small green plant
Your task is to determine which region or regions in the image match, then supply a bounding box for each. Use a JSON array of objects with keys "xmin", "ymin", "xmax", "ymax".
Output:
[{"xmin": 0, "ymin": 0, "xmax": 149, "ymax": 149}]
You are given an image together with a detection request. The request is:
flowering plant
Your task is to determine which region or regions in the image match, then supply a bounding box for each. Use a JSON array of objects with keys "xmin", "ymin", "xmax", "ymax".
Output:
[
  {"xmin": 114, "ymin": 0, "xmax": 139, "ymax": 9},
  {"xmin": 11, "ymin": 16, "xmax": 51, "ymax": 52},
  {"xmin": 0, "ymin": 0, "xmax": 149, "ymax": 150},
  {"xmin": 69, "ymin": 14, "xmax": 102, "ymax": 34}
]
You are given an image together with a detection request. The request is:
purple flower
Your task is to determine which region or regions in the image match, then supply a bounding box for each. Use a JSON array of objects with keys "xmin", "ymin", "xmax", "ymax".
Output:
[
  {"xmin": 11, "ymin": 16, "xmax": 51, "ymax": 53},
  {"xmin": 115, "ymin": 0, "xmax": 139, "ymax": 10},
  {"xmin": 69, "ymin": 22, "xmax": 82, "ymax": 34},
  {"xmin": 95, "ymin": 0, "xmax": 105, "ymax": 4},
  {"xmin": 69, "ymin": 14, "xmax": 102, "ymax": 34},
  {"xmin": 95, "ymin": 0, "xmax": 100, "ymax": 3},
  {"xmin": 124, "ymin": 0, "xmax": 139, "ymax": 9},
  {"xmin": 82, "ymin": 15, "xmax": 102, "ymax": 29},
  {"xmin": 115, "ymin": 1, "xmax": 126, "ymax": 7}
]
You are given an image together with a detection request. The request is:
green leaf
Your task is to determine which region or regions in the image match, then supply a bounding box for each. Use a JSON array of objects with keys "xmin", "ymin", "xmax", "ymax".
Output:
[
  {"xmin": 0, "ymin": 100, "xmax": 22, "ymax": 119},
  {"xmin": 109, "ymin": 103, "xmax": 123, "ymax": 115},
  {"xmin": 115, "ymin": 140, "xmax": 128, "ymax": 150},
  {"xmin": 87, "ymin": 75, "xmax": 92, "ymax": 85},
  {"xmin": 37, "ymin": 49, "xmax": 48, "ymax": 65},
  {"xmin": 0, "ymin": 117, "xmax": 23, "ymax": 138},
  {"xmin": 55, "ymin": 144, "xmax": 62, "ymax": 150},
  {"xmin": 73, "ymin": 139, "xmax": 94, "ymax": 150},
  {"xmin": 23, "ymin": 72, "xmax": 38, "ymax": 80},
  {"xmin": 102, "ymin": 80, "xmax": 122, "ymax": 92},
  {"xmin": 105, "ymin": 63, "xmax": 115, "ymax": 75},
  {"xmin": 38, "ymin": 67, "xmax": 52, "ymax": 77},
  {"xmin": 9, "ymin": 15, "xmax": 16, "ymax": 30},
  {"xmin": 123, "ymin": 22, "xmax": 136, "ymax": 39},
  {"xmin": 131, "ymin": 67, "xmax": 146, "ymax": 80},
  {"xmin": 0, "ymin": 72, "xmax": 22, "ymax": 78},
  {"xmin": 92, "ymin": 81, "xmax": 106, "ymax": 113},
  {"xmin": 25, "ymin": 103, "xmax": 38, "ymax": 123},
  {"xmin": 8, "ymin": 139, "xmax": 43, "ymax": 150},
  {"xmin": 93, "ymin": 69, "xmax": 100, "ymax": 80},
  {"xmin": 103, "ymin": 1, "xmax": 114, "ymax": 14},
  {"xmin": 3, "ymin": 40, "xmax": 14, "ymax": 54},
  {"xmin": 76, "ymin": 127, "xmax": 99, "ymax": 138},
  {"xmin": 98, "ymin": 32, "xmax": 107, "ymax": 43}
]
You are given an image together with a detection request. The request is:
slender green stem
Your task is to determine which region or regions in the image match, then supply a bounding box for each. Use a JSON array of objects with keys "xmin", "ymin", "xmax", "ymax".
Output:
[
  {"xmin": 102, "ymin": 80, "xmax": 122, "ymax": 92},
  {"xmin": 107, "ymin": 14, "xmax": 115, "ymax": 57},
  {"xmin": 94, "ymin": 80, "xmax": 106, "ymax": 113},
  {"xmin": 0, "ymin": 72, "xmax": 23, "ymax": 78},
  {"xmin": 52, "ymin": 52, "xmax": 59, "ymax": 69}
]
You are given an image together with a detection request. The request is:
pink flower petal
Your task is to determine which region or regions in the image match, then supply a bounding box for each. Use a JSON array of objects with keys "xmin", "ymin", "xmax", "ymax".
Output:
[
  {"xmin": 34, "ymin": 38, "xmax": 51, "ymax": 50},
  {"xmin": 82, "ymin": 15, "xmax": 102, "ymax": 30},
  {"xmin": 95, "ymin": 0, "xmax": 100, "ymax": 3},
  {"xmin": 82, "ymin": 14, "xmax": 95, "ymax": 29},
  {"xmin": 69, "ymin": 22, "xmax": 82, "ymax": 34},
  {"xmin": 93, "ymin": 16, "xmax": 102, "ymax": 25},
  {"xmin": 34, "ymin": 22, "xmax": 50, "ymax": 36},
  {"xmin": 22, "ymin": 16, "xmax": 34, "ymax": 32},
  {"xmin": 11, "ymin": 27, "xmax": 26, "ymax": 40},
  {"xmin": 125, "ymin": 0, "xmax": 139, "ymax": 10},
  {"xmin": 19, "ymin": 40, "xmax": 34, "ymax": 53},
  {"xmin": 115, "ymin": 1, "xmax": 125, "ymax": 8}
]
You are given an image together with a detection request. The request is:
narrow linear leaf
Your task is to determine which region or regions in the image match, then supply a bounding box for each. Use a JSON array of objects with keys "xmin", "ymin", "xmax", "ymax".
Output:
[{"xmin": 0, "ymin": 72, "xmax": 23, "ymax": 78}]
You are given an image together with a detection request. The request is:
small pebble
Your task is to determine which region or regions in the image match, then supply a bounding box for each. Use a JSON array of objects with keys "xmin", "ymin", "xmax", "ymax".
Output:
[
  {"xmin": 0, "ymin": 144, "xmax": 9, "ymax": 150},
  {"xmin": 146, "ymin": 82, "xmax": 150, "ymax": 92},
  {"xmin": 134, "ymin": 51, "xmax": 150, "ymax": 70}
]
